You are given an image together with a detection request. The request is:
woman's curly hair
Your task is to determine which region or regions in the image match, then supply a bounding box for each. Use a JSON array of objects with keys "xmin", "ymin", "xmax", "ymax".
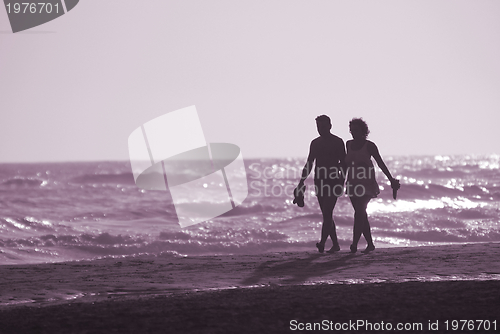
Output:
[{"xmin": 349, "ymin": 118, "xmax": 370, "ymax": 138}]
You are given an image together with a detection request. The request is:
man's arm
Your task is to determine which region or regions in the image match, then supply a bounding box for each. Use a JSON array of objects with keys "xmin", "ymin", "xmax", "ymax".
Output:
[
  {"xmin": 339, "ymin": 139, "xmax": 347, "ymax": 180},
  {"xmin": 299, "ymin": 142, "xmax": 315, "ymax": 185}
]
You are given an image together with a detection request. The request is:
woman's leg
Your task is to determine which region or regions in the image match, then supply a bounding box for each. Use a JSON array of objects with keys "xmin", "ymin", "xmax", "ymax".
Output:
[
  {"xmin": 362, "ymin": 206, "xmax": 374, "ymax": 250},
  {"xmin": 349, "ymin": 195, "xmax": 372, "ymax": 251}
]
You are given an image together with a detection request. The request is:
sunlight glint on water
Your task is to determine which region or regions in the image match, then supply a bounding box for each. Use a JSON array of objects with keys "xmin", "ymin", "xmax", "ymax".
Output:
[{"xmin": 0, "ymin": 154, "xmax": 499, "ymax": 264}]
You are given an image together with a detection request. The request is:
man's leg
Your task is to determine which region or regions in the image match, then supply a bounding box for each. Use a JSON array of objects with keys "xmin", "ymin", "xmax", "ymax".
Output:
[
  {"xmin": 329, "ymin": 218, "xmax": 340, "ymax": 251},
  {"xmin": 317, "ymin": 194, "xmax": 337, "ymax": 246}
]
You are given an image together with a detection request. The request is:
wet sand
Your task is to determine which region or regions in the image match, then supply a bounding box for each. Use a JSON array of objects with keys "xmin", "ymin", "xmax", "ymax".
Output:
[{"xmin": 1, "ymin": 243, "xmax": 499, "ymax": 333}]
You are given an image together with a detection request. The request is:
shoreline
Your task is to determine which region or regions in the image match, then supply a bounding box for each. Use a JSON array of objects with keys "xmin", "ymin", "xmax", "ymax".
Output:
[
  {"xmin": 1, "ymin": 243, "xmax": 499, "ymax": 333},
  {"xmin": 0, "ymin": 281, "xmax": 499, "ymax": 333},
  {"xmin": 1, "ymin": 243, "xmax": 499, "ymax": 308}
]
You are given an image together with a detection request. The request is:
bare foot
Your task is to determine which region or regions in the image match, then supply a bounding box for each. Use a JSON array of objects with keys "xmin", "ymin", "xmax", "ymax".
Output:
[
  {"xmin": 326, "ymin": 244, "xmax": 340, "ymax": 253},
  {"xmin": 361, "ymin": 245, "xmax": 375, "ymax": 254},
  {"xmin": 316, "ymin": 242, "xmax": 325, "ymax": 253}
]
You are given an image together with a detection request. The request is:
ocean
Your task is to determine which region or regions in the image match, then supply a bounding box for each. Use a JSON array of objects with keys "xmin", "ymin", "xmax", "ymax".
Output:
[{"xmin": 1, "ymin": 155, "xmax": 499, "ymax": 265}]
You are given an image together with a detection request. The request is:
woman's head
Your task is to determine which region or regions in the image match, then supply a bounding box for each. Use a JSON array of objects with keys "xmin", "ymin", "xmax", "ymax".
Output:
[{"xmin": 349, "ymin": 118, "xmax": 369, "ymax": 139}]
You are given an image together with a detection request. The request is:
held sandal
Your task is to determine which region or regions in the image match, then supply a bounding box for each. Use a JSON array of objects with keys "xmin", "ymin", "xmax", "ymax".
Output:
[{"xmin": 293, "ymin": 184, "xmax": 306, "ymax": 207}]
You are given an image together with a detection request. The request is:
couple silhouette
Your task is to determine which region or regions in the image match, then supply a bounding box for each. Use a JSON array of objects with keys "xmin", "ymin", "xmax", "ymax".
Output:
[{"xmin": 295, "ymin": 115, "xmax": 400, "ymax": 254}]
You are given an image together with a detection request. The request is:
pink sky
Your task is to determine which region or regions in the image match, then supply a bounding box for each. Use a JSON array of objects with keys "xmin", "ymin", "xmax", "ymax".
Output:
[{"xmin": 1, "ymin": 0, "xmax": 499, "ymax": 162}]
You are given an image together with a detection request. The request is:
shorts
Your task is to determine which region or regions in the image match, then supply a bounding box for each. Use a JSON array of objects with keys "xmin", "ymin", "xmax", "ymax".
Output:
[{"xmin": 314, "ymin": 178, "xmax": 344, "ymax": 197}]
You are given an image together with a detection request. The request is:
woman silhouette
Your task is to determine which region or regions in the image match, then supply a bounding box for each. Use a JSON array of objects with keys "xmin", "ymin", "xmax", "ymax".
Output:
[{"xmin": 345, "ymin": 118, "xmax": 400, "ymax": 253}]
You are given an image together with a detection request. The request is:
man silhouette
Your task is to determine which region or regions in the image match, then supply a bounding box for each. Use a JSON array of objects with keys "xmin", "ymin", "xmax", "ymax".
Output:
[{"xmin": 296, "ymin": 115, "xmax": 346, "ymax": 253}]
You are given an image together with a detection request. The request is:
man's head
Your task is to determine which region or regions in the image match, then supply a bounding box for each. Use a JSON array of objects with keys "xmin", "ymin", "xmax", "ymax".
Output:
[{"xmin": 315, "ymin": 115, "xmax": 331, "ymax": 136}]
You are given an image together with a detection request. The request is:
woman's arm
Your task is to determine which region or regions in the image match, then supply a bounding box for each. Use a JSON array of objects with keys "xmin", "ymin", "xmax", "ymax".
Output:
[{"xmin": 368, "ymin": 141, "xmax": 398, "ymax": 186}]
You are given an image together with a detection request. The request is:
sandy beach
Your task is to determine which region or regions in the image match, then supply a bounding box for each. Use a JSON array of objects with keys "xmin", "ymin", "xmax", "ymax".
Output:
[{"xmin": 1, "ymin": 243, "xmax": 499, "ymax": 333}]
